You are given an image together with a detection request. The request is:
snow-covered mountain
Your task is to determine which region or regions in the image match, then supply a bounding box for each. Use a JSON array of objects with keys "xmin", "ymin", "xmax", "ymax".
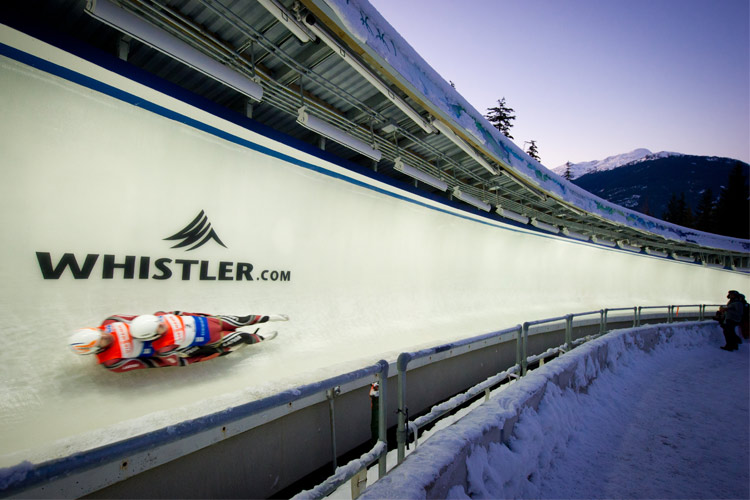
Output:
[{"xmin": 552, "ymin": 149, "xmax": 681, "ymax": 180}]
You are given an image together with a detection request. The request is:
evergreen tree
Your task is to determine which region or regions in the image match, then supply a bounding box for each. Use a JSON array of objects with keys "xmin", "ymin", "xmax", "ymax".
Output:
[
  {"xmin": 485, "ymin": 98, "xmax": 516, "ymax": 140},
  {"xmin": 662, "ymin": 192, "xmax": 693, "ymax": 227},
  {"xmin": 563, "ymin": 161, "xmax": 572, "ymax": 180},
  {"xmin": 714, "ymin": 162, "xmax": 750, "ymax": 238},
  {"xmin": 693, "ymin": 189, "xmax": 715, "ymax": 232},
  {"xmin": 526, "ymin": 140, "xmax": 540, "ymax": 161}
]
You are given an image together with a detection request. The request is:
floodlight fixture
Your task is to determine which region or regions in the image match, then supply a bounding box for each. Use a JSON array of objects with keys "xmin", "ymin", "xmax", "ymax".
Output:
[
  {"xmin": 431, "ymin": 120, "xmax": 497, "ymax": 176},
  {"xmin": 495, "ymin": 206, "xmax": 529, "ymax": 224},
  {"xmin": 86, "ymin": 0, "xmax": 264, "ymax": 102},
  {"xmin": 297, "ymin": 107, "xmax": 382, "ymax": 162},
  {"xmin": 255, "ymin": 0, "xmax": 315, "ymax": 43},
  {"xmin": 452, "ymin": 188, "xmax": 491, "ymax": 212},
  {"xmin": 394, "ymin": 158, "xmax": 448, "ymax": 191},
  {"xmin": 617, "ymin": 240, "xmax": 642, "ymax": 252},
  {"xmin": 591, "ymin": 236, "xmax": 617, "ymax": 248},
  {"xmin": 562, "ymin": 228, "xmax": 589, "ymax": 241},
  {"xmin": 530, "ymin": 218, "xmax": 560, "ymax": 234},
  {"xmin": 671, "ymin": 253, "xmax": 695, "ymax": 263},
  {"xmin": 644, "ymin": 247, "xmax": 668, "ymax": 258},
  {"xmin": 304, "ymin": 16, "xmax": 434, "ymax": 134}
]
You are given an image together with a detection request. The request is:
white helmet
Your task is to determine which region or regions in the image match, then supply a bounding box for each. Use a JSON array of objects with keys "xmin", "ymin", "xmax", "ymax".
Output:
[
  {"xmin": 69, "ymin": 328, "xmax": 105, "ymax": 355},
  {"xmin": 130, "ymin": 315, "xmax": 162, "ymax": 341}
]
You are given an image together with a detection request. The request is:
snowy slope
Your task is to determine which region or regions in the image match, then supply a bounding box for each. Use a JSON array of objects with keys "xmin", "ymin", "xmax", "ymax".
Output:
[
  {"xmin": 551, "ymin": 148, "xmax": 682, "ymax": 180},
  {"xmin": 359, "ymin": 322, "xmax": 749, "ymax": 499}
]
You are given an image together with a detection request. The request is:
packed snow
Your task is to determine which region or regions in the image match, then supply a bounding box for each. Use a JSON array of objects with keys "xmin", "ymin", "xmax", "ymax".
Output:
[{"xmin": 353, "ymin": 322, "xmax": 748, "ymax": 499}]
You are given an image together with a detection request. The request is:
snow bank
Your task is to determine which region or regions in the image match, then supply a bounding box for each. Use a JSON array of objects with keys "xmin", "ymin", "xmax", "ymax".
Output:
[{"xmin": 360, "ymin": 321, "xmax": 722, "ymax": 498}]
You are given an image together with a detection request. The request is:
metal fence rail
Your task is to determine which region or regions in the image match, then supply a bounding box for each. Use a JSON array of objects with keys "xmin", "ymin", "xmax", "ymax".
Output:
[{"xmin": 4, "ymin": 304, "xmax": 724, "ymax": 499}]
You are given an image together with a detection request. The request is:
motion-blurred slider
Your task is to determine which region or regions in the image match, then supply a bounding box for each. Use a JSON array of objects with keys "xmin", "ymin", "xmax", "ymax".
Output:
[
  {"xmin": 452, "ymin": 188, "xmax": 491, "ymax": 211},
  {"xmin": 561, "ymin": 228, "xmax": 589, "ymax": 241},
  {"xmin": 394, "ymin": 157, "xmax": 448, "ymax": 191},
  {"xmin": 495, "ymin": 206, "xmax": 529, "ymax": 224},
  {"xmin": 86, "ymin": 0, "xmax": 264, "ymax": 102},
  {"xmin": 530, "ymin": 218, "xmax": 559, "ymax": 234},
  {"xmin": 297, "ymin": 107, "xmax": 382, "ymax": 162}
]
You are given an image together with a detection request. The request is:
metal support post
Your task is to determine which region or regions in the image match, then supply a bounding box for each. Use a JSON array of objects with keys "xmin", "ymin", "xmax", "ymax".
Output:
[
  {"xmin": 396, "ymin": 353, "xmax": 410, "ymax": 464},
  {"xmin": 377, "ymin": 362, "xmax": 388, "ymax": 478},
  {"xmin": 603, "ymin": 308, "xmax": 609, "ymax": 333},
  {"xmin": 326, "ymin": 386, "xmax": 341, "ymax": 471},
  {"xmin": 632, "ymin": 307, "xmax": 637, "ymax": 327},
  {"xmin": 668, "ymin": 305, "xmax": 673, "ymax": 323},
  {"xmin": 565, "ymin": 314, "xmax": 573, "ymax": 351},
  {"xmin": 521, "ymin": 322, "xmax": 530, "ymax": 376},
  {"xmin": 599, "ymin": 309, "xmax": 605, "ymax": 335},
  {"xmin": 515, "ymin": 324, "xmax": 522, "ymax": 370},
  {"xmin": 700, "ymin": 304, "xmax": 705, "ymax": 320},
  {"xmin": 637, "ymin": 306, "xmax": 642, "ymax": 327}
]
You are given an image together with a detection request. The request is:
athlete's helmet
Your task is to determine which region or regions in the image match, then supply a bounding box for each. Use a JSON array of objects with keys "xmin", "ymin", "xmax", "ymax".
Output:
[
  {"xmin": 69, "ymin": 328, "xmax": 105, "ymax": 355},
  {"xmin": 130, "ymin": 315, "xmax": 162, "ymax": 341}
]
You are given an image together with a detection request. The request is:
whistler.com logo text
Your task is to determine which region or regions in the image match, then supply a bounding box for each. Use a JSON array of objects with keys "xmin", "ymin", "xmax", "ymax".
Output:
[{"xmin": 35, "ymin": 211, "xmax": 291, "ymax": 282}]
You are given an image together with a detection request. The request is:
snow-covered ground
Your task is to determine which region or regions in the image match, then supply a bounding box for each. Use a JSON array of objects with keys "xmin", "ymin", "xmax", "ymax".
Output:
[{"xmin": 355, "ymin": 322, "xmax": 749, "ymax": 499}]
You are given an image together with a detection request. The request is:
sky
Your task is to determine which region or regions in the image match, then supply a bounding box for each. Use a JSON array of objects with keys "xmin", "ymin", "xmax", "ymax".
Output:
[{"xmin": 368, "ymin": 0, "xmax": 750, "ymax": 169}]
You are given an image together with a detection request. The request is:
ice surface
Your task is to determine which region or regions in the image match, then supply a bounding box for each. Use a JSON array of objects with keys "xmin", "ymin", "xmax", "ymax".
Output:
[{"xmin": 1, "ymin": 24, "xmax": 748, "ymax": 475}]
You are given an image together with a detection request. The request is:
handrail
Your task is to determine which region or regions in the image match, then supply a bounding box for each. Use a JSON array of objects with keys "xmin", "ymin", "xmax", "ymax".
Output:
[
  {"xmin": 6, "ymin": 304, "xmax": 727, "ymax": 499},
  {"xmin": 393, "ymin": 304, "xmax": 719, "ymax": 467}
]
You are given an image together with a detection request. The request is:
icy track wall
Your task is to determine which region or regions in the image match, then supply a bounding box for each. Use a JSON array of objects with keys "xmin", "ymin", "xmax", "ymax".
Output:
[
  {"xmin": 0, "ymin": 24, "xmax": 746, "ymax": 471},
  {"xmin": 360, "ymin": 321, "xmax": 721, "ymax": 499}
]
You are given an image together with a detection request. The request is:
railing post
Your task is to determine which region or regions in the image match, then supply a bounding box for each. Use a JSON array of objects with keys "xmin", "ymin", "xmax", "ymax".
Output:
[
  {"xmin": 515, "ymin": 324, "xmax": 522, "ymax": 370},
  {"xmin": 326, "ymin": 386, "xmax": 341, "ymax": 472},
  {"xmin": 603, "ymin": 308, "xmax": 609, "ymax": 333},
  {"xmin": 565, "ymin": 314, "xmax": 573, "ymax": 351},
  {"xmin": 599, "ymin": 309, "xmax": 605, "ymax": 335},
  {"xmin": 632, "ymin": 306, "xmax": 637, "ymax": 327},
  {"xmin": 700, "ymin": 304, "xmax": 705, "ymax": 320},
  {"xmin": 668, "ymin": 305, "xmax": 673, "ymax": 323},
  {"xmin": 521, "ymin": 322, "xmax": 530, "ymax": 376},
  {"xmin": 377, "ymin": 361, "xmax": 388, "ymax": 478},
  {"xmin": 637, "ymin": 306, "xmax": 642, "ymax": 326},
  {"xmin": 396, "ymin": 353, "xmax": 410, "ymax": 464}
]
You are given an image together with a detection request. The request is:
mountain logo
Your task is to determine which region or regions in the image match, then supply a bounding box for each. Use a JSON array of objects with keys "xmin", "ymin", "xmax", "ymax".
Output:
[{"xmin": 164, "ymin": 210, "xmax": 227, "ymax": 251}]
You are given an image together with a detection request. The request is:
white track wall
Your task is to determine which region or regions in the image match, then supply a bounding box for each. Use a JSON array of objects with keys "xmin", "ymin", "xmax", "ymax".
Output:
[{"xmin": 0, "ymin": 25, "xmax": 746, "ymax": 468}]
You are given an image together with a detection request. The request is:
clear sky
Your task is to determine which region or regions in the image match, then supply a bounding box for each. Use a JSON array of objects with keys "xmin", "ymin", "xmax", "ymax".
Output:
[{"xmin": 368, "ymin": 0, "xmax": 750, "ymax": 169}]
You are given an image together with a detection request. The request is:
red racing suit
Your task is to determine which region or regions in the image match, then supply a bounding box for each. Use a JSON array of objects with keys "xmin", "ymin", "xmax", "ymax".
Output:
[{"xmin": 95, "ymin": 312, "xmax": 266, "ymax": 372}]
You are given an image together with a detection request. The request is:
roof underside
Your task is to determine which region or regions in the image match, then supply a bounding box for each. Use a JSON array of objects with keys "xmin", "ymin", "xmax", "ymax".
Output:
[{"xmin": 5, "ymin": 0, "xmax": 747, "ymax": 267}]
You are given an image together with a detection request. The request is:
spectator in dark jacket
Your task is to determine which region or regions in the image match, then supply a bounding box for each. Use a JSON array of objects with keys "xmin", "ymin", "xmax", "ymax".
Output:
[{"xmin": 720, "ymin": 290, "xmax": 744, "ymax": 351}]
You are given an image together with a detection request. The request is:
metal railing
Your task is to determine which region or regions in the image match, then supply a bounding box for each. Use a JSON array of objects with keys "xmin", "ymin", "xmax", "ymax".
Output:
[{"xmin": 7, "ymin": 304, "xmax": 723, "ymax": 499}]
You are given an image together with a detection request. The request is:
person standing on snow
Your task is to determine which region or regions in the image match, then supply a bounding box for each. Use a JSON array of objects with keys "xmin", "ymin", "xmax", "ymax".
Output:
[
  {"xmin": 720, "ymin": 290, "xmax": 743, "ymax": 351},
  {"xmin": 69, "ymin": 311, "xmax": 289, "ymax": 372}
]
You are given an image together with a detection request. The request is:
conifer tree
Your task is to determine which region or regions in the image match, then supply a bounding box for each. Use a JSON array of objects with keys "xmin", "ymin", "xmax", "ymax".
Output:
[
  {"xmin": 485, "ymin": 98, "xmax": 516, "ymax": 140},
  {"xmin": 714, "ymin": 162, "xmax": 750, "ymax": 238},
  {"xmin": 563, "ymin": 161, "xmax": 572, "ymax": 180},
  {"xmin": 693, "ymin": 189, "xmax": 715, "ymax": 232},
  {"xmin": 526, "ymin": 140, "xmax": 540, "ymax": 161}
]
